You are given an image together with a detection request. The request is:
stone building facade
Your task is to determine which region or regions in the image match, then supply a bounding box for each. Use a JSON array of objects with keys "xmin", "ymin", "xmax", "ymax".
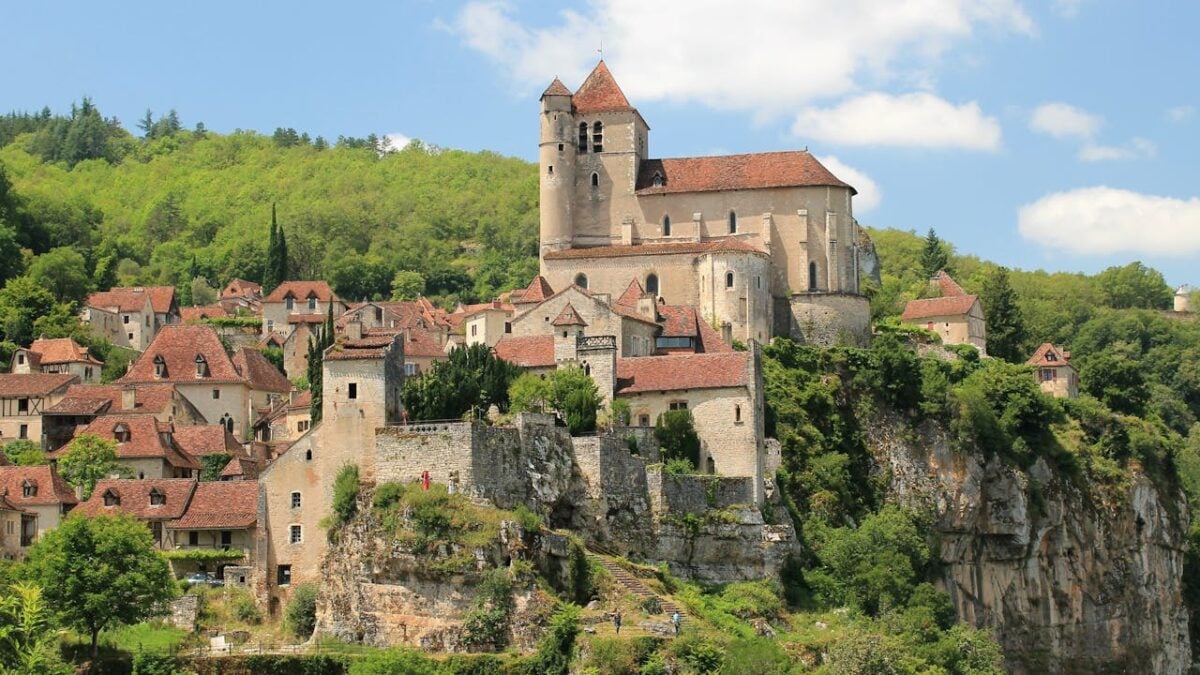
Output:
[{"xmin": 1026, "ymin": 343, "xmax": 1079, "ymax": 399}]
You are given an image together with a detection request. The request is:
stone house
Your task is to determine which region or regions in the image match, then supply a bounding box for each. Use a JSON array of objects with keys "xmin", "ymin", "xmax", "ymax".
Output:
[
  {"xmin": 1027, "ymin": 343, "xmax": 1079, "ymax": 399},
  {"xmin": 82, "ymin": 286, "xmax": 179, "ymax": 351},
  {"xmin": 220, "ymin": 278, "xmax": 263, "ymax": 315},
  {"xmin": 254, "ymin": 390, "xmax": 312, "ymax": 443},
  {"xmin": 10, "ymin": 337, "xmax": 103, "ymax": 383},
  {"xmin": 41, "ymin": 383, "xmax": 207, "ymax": 451},
  {"xmin": 118, "ymin": 325, "xmax": 291, "ymax": 439},
  {"xmin": 505, "ymin": 280, "xmax": 660, "ymax": 358},
  {"xmin": 255, "ymin": 333, "xmax": 405, "ymax": 612},
  {"xmin": 461, "ymin": 301, "xmax": 517, "ymax": 348},
  {"xmin": 0, "ymin": 465, "xmax": 77, "ymax": 540},
  {"xmin": 49, "ymin": 415, "xmax": 201, "ymax": 479},
  {"xmin": 0, "ymin": 492, "xmax": 31, "ymax": 559},
  {"xmin": 901, "ymin": 272, "xmax": 988, "ymax": 354},
  {"xmin": 73, "ymin": 478, "xmax": 196, "ymax": 548},
  {"xmin": 0, "ymin": 373, "xmax": 77, "ymax": 447},
  {"xmin": 260, "ymin": 281, "xmax": 344, "ymax": 339},
  {"xmin": 166, "ymin": 480, "xmax": 258, "ymax": 580},
  {"xmin": 536, "ymin": 62, "xmax": 870, "ymax": 346}
]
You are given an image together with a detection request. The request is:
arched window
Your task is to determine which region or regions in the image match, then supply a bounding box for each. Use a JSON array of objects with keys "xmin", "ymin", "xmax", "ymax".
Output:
[
  {"xmin": 729, "ymin": 210, "xmax": 737, "ymax": 234},
  {"xmin": 578, "ymin": 123, "xmax": 588, "ymax": 153},
  {"xmin": 591, "ymin": 172, "xmax": 599, "ymax": 187},
  {"xmin": 808, "ymin": 262, "xmax": 819, "ymax": 291},
  {"xmin": 652, "ymin": 172, "xmax": 663, "ymax": 187},
  {"xmin": 574, "ymin": 273, "xmax": 588, "ymax": 289},
  {"xmin": 592, "ymin": 121, "xmax": 603, "ymax": 152},
  {"xmin": 725, "ymin": 271, "xmax": 735, "ymax": 289},
  {"xmin": 646, "ymin": 274, "xmax": 659, "ymax": 296},
  {"xmin": 305, "ymin": 449, "xmax": 313, "ymax": 461},
  {"xmin": 662, "ymin": 214, "xmax": 671, "ymax": 236},
  {"xmin": 221, "ymin": 414, "xmax": 234, "ymax": 434}
]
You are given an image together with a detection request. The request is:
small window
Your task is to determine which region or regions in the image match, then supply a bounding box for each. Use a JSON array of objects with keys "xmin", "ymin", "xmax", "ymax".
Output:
[
  {"xmin": 291, "ymin": 492, "xmax": 301, "ymax": 509},
  {"xmin": 285, "ymin": 297, "xmax": 294, "ymax": 310},
  {"xmin": 735, "ymin": 405, "xmax": 742, "ymax": 423},
  {"xmin": 21, "ymin": 480, "xmax": 36, "ymax": 498},
  {"xmin": 290, "ymin": 525, "xmax": 302, "ymax": 544},
  {"xmin": 547, "ymin": 165, "xmax": 554, "ymax": 175},
  {"xmin": 222, "ymin": 415, "xmax": 234, "ymax": 434},
  {"xmin": 212, "ymin": 389, "xmax": 220, "ymax": 400},
  {"xmin": 645, "ymin": 274, "xmax": 659, "ymax": 296},
  {"xmin": 557, "ymin": 143, "xmax": 564, "ymax": 152},
  {"xmin": 404, "ymin": 363, "xmax": 418, "ymax": 376},
  {"xmin": 652, "ymin": 172, "xmax": 663, "ymax": 187},
  {"xmin": 591, "ymin": 172, "xmax": 599, "ymax": 187},
  {"xmin": 18, "ymin": 424, "xmax": 27, "ymax": 440},
  {"xmin": 729, "ymin": 210, "xmax": 737, "ymax": 233},
  {"xmin": 638, "ymin": 414, "xmax": 650, "ymax": 427},
  {"xmin": 669, "ymin": 401, "xmax": 688, "ymax": 411},
  {"xmin": 123, "ymin": 314, "xmax": 130, "ymax": 324},
  {"xmin": 277, "ymin": 564, "xmax": 292, "ymax": 586},
  {"xmin": 15, "ymin": 354, "xmax": 23, "ymax": 365},
  {"xmin": 348, "ymin": 383, "xmax": 357, "ymax": 400},
  {"xmin": 725, "ymin": 272, "xmax": 735, "ymax": 289},
  {"xmin": 504, "ymin": 322, "xmax": 512, "ymax": 334},
  {"xmin": 127, "ymin": 333, "xmax": 134, "ymax": 342},
  {"xmin": 221, "ymin": 530, "xmax": 232, "ymax": 547},
  {"xmin": 578, "ymin": 123, "xmax": 588, "ymax": 152},
  {"xmin": 470, "ymin": 324, "xmax": 478, "ymax": 337},
  {"xmin": 308, "ymin": 297, "xmax": 317, "ymax": 311},
  {"xmin": 153, "ymin": 355, "xmax": 168, "ymax": 378},
  {"xmin": 149, "ymin": 488, "xmax": 165, "ymax": 506},
  {"xmin": 195, "ymin": 354, "xmax": 209, "ymax": 377},
  {"xmin": 592, "ymin": 121, "xmax": 603, "ymax": 152},
  {"xmin": 575, "ymin": 273, "xmax": 588, "ymax": 289},
  {"xmin": 188, "ymin": 531, "xmax": 199, "ymax": 546},
  {"xmin": 16, "ymin": 398, "xmax": 28, "ymax": 414},
  {"xmin": 808, "ymin": 262, "xmax": 819, "ymax": 292},
  {"xmin": 1046, "ymin": 351, "xmax": 1058, "ymax": 362},
  {"xmin": 305, "ymin": 449, "xmax": 313, "ymax": 461}
]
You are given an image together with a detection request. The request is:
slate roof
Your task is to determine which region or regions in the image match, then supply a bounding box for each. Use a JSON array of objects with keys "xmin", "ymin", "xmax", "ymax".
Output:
[
  {"xmin": 616, "ymin": 352, "xmax": 749, "ymax": 394},
  {"xmin": 0, "ymin": 466, "xmax": 78, "ymax": 507},
  {"xmin": 543, "ymin": 239, "xmax": 766, "ymax": 261},
  {"xmin": 264, "ymin": 281, "xmax": 338, "ymax": 303},
  {"xmin": 168, "ymin": 481, "xmax": 257, "ymax": 530},
  {"xmin": 0, "ymin": 373, "xmax": 77, "ymax": 398},
  {"xmin": 572, "ymin": 61, "xmax": 634, "ymax": 114},
  {"xmin": 493, "ymin": 336, "xmax": 556, "ymax": 368},
  {"xmin": 74, "ymin": 479, "xmax": 195, "ymax": 520},
  {"xmin": 635, "ymin": 151, "xmax": 854, "ymax": 195}
]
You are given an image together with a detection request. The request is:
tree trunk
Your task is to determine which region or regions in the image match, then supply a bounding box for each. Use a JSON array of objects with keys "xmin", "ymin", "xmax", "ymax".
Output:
[{"xmin": 91, "ymin": 627, "xmax": 99, "ymax": 659}]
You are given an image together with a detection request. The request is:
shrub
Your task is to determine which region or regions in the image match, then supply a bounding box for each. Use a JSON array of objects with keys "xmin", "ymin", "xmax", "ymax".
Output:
[
  {"xmin": 372, "ymin": 482, "xmax": 407, "ymax": 510},
  {"xmin": 585, "ymin": 637, "xmax": 639, "ymax": 674},
  {"xmin": 669, "ymin": 634, "xmax": 723, "ymax": 673},
  {"xmin": 524, "ymin": 604, "xmax": 580, "ymax": 675},
  {"xmin": 718, "ymin": 639, "xmax": 790, "ymax": 675},
  {"xmin": 349, "ymin": 648, "xmax": 445, "ymax": 674},
  {"xmin": 655, "ymin": 410, "xmax": 700, "ymax": 468},
  {"xmin": 716, "ymin": 581, "xmax": 784, "ymax": 621},
  {"xmin": 564, "ymin": 537, "xmax": 593, "ymax": 605},
  {"xmin": 663, "ymin": 458, "xmax": 696, "ymax": 475},
  {"xmin": 285, "ymin": 584, "xmax": 318, "ymax": 639},
  {"xmin": 327, "ymin": 464, "xmax": 360, "ymax": 528},
  {"xmin": 231, "ymin": 591, "xmax": 262, "ymax": 624},
  {"xmin": 610, "ymin": 398, "xmax": 631, "ymax": 427},
  {"xmin": 460, "ymin": 568, "xmax": 515, "ymax": 650},
  {"xmin": 132, "ymin": 651, "xmax": 182, "ymax": 675},
  {"xmin": 513, "ymin": 504, "xmax": 543, "ymax": 533}
]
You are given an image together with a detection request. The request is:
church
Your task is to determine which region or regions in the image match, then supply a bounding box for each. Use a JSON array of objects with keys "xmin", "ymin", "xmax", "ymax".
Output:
[{"xmin": 538, "ymin": 61, "xmax": 871, "ymax": 346}]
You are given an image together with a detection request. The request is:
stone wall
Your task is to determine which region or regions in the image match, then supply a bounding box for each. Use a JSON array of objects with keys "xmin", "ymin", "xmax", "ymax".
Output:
[
  {"xmin": 781, "ymin": 292, "xmax": 871, "ymax": 347},
  {"xmin": 645, "ymin": 466, "xmax": 755, "ymax": 516}
]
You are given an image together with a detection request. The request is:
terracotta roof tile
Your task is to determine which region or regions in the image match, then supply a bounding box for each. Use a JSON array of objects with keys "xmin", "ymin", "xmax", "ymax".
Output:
[
  {"xmin": 494, "ymin": 336, "xmax": 555, "ymax": 368},
  {"xmin": 51, "ymin": 415, "xmax": 201, "ymax": 470},
  {"xmin": 900, "ymin": 295, "xmax": 979, "ymax": 321},
  {"xmin": 515, "ymin": 276, "xmax": 555, "ymax": 304},
  {"xmin": 551, "ymin": 303, "xmax": 588, "ymax": 327},
  {"xmin": 400, "ymin": 329, "xmax": 448, "ymax": 358},
  {"xmin": 73, "ymin": 479, "xmax": 195, "ymax": 520},
  {"xmin": 542, "ymin": 78, "xmax": 572, "ymax": 98},
  {"xmin": 221, "ymin": 279, "xmax": 262, "ymax": 299},
  {"xmin": 168, "ymin": 481, "xmax": 256, "ymax": 530},
  {"xmin": 616, "ymin": 352, "xmax": 750, "ymax": 394},
  {"xmin": 325, "ymin": 334, "xmax": 398, "ymax": 361},
  {"xmin": 219, "ymin": 456, "xmax": 260, "ymax": 480},
  {"xmin": 573, "ymin": 61, "xmax": 633, "ymax": 114},
  {"xmin": 288, "ymin": 390, "xmax": 312, "ymax": 410},
  {"xmin": 173, "ymin": 426, "xmax": 242, "ymax": 457},
  {"xmin": 46, "ymin": 383, "xmax": 178, "ymax": 416},
  {"xmin": 0, "ymin": 373, "xmax": 77, "ymax": 398},
  {"xmin": 121, "ymin": 326, "xmax": 243, "ymax": 384},
  {"xmin": 544, "ymin": 239, "xmax": 766, "ymax": 261},
  {"xmin": 635, "ymin": 152, "xmax": 854, "ymax": 195},
  {"xmin": 615, "ymin": 279, "xmax": 647, "ymax": 308},
  {"xmin": 1026, "ymin": 343, "xmax": 1075, "ymax": 369},
  {"xmin": 27, "ymin": 338, "xmax": 101, "ymax": 366},
  {"xmin": 657, "ymin": 305, "xmax": 698, "ymax": 338},
  {"xmin": 232, "ymin": 348, "xmax": 291, "ymax": 393},
  {"xmin": 145, "ymin": 287, "xmax": 177, "ymax": 314},
  {"xmin": 264, "ymin": 281, "xmax": 338, "ymax": 304},
  {"xmin": 931, "ymin": 271, "xmax": 967, "ymax": 297},
  {"xmin": 694, "ymin": 315, "xmax": 733, "ymax": 353},
  {"xmin": 0, "ymin": 466, "xmax": 77, "ymax": 507},
  {"xmin": 86, "ymin": 287, "xmax": 154, "ymax": 313}
]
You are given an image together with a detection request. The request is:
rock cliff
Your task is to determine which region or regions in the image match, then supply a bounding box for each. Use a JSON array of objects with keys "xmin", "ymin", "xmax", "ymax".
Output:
[{"xmin": 868, "ymin": 414, "xmax": 1191, "ymax": 674}]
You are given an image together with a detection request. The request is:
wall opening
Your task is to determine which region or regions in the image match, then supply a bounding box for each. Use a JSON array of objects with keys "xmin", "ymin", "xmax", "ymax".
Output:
[
  {"xmin": 729, "ymin": 210, "xmax": 737, "ymax": 233},
  {"xmin": 646, "ymin": 273, "xmax": 659, "ymax": 296},
  {"xmin": 725, "ymin": 271, "xmax": 735, "ymax": 288},
  {"xmin": 808, "ymin": 262, "xmax": 819, "ymax": 291},
  {"xmin": 662, "ymin": 214, "xmax": 671, "ymax": 236}
]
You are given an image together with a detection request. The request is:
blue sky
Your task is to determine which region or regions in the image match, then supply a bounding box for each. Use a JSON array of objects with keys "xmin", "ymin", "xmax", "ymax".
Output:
[{"xmin": 3, "ymin": 1, "xmax": 1197, "ymax": 286}]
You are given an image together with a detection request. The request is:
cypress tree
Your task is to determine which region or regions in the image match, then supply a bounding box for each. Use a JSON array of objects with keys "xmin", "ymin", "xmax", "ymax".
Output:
[
  {"xmin": 277, "ymin": 223, "xmax": 289, "ymax": 283},
  {"xmin": 920, "ymin": 228, "xmax": 951, "ymax": 280},
  {"xmin": 263, "ymin": 203, "xmax": 280, "ymax": 292},
  {"xmin": 979, "ymin": 266, "xmax": 1028, "ymax": 362}
]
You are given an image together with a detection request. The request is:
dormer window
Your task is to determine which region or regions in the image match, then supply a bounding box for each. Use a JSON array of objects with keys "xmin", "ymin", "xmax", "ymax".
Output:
[
  {"xmin": 21, "ymin": 479, "xmax": 36, "ymax": 498},
  {"xmin": 592, "ymin": 121, "xmax": 603, "ymax": 152},
  {"xmin": 1046, "ymin": 352, "xmax": 1058, "ymax": 362},
  {"xmin": 307, "ymin": 295, "xmax": 317, "ymax": 311},
  {"xmin": 149, "ymin": 488, "xmax": 165, "ymax": 506},
  {"xmin": 103, "ymin": 489, "xmax": 120, "ymax": 507},
  {"xmin": 153, "ymin": 355, "xmax": 167, "ymax": 379},
  {"xmin": 114, "ymin": 423, "xmax": 131, "ymax": 443},
  {"xmin": 652, "ymin": 172, "xmax": 663, "ymax": 188},
  {"xmin": 195, "ymin": 354, "xmax": 209, "ymax": 377},
  {"xmin": 285, "ymin": 295, "xmax": 294, "ymax": 310},
  {"xmin": 578, "ymin": 123, "xmax": 588, "ymax": 153}
]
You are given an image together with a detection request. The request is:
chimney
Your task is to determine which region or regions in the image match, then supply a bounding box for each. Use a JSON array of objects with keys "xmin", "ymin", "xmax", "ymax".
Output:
[
  {"xmin": 721, "ymin": 322, "xmax": 733, "ymax": 346},
  {"xmin": 74, "ymin": 484, "xmax": 84, "ymax": 500},
  {"xmin": 347, "ymin": 321, "xmax": 362, "ymax": 341},
  {"xmin": 121, "ymin": 386, "xmax": 136, "ymax": 411}
]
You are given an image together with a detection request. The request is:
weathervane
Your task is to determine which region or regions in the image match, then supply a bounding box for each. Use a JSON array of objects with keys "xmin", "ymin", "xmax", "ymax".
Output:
[{"xmin": 597, "ymin": 41, "xmax": 603, "ymax": 60}]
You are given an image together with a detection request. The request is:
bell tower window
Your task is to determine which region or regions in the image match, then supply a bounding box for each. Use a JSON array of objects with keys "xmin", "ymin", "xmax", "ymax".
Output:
[
  {"xmin": 578, "ymin": 123, "xmax": 588, "ymax": 153},
  {"xmin": 662, "ymin": 215, "xmax": 671, "ymax": 237},
  {"xmin": 592, "ymin": 121, "xmax": 603, "ymax": 152}
]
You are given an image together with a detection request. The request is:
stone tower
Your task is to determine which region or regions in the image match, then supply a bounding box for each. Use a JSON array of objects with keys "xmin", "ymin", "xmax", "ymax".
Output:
[
  {"xmin": 539, "ymin": 78, "xmax": 575, "ymax": 264},
  {"xmin": 1176, "ymin": 285, "xmax": 1193, "ymax": 313}
]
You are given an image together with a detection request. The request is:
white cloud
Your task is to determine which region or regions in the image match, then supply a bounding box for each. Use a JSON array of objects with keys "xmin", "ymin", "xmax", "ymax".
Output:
[
  {"xmin": 1051, "ymin": 0, "xmax": 1084, "ymax": 18},
  {"xmin": 448, "ymin": 0, "xmax": 1032, "ymax": 113},
  {"xmin": 383, "ymin": 133, "xmax": 413, "ymax": 151},
  {"xmin": 1018, "ymin": 187, "xmax": 1200, "ymax": 256},
  {"xmin": 1029, "ymin": 102, "xmax": 1101, "ymax": 139},
  {"xmin": 793, "ymin": 92, "xmax": 1002, "ymax": 151},
  {"xmin": 1167, "ymin": 105, "xmax": 1196, "ymax": 123},
  {"xmin": 816, "ymin": 155, "xmax": 881, "ymax": 213},
  {"xmin": 1078, "ymin": 137, "xmax": 1156, "ymax": 161}
]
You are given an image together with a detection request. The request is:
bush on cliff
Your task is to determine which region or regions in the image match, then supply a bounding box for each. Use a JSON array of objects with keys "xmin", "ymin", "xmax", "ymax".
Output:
[
  {"xmin": 402, "ymin": 344, "xmax": 522, "ymax": 421},
  {"xmin": 655, "ymin": 410, "xmax": 700, "ymax": 468},
  {"xmin": 285, "ymin": 584, "xmax": 318, "ymax": 639}
]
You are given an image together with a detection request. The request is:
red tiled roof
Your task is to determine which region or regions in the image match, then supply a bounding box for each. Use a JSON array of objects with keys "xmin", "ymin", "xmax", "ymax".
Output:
[
  {"xmin": 85, "ymin": 288, "xmax": 153, "ymax": 313},
  {"xmin": 288, "ymin": 390, "xmax": 312, "ymax": 410},
  {"xmin": 287, "ymin": 314, "xmax": 326, "ymax": 324},
  {"xmin": 494, "ymin": 336, "xmax": 555, "ymax": 368},
  {"xmin": 635, "ymin": 151, "xmax": 854, "ymax": 196},
  {"xmin": 544, "ymin": 239, "xmax": 766, "ymax": 261},
  {"xmin": 616, "ymin": 352, "xmax": 749, "ymax": 394},
  {"xmin": 694, "ymin": 315, "xmax": 733, "ymax": 353},
  {"xmin": 180, "ymin": 305, "xmax": 230, "ymax": 323},
  {"xmin": 542, "ymin": 78, "xmax": 572, "ymax": 98},
  {"xmin": 232, "ymin": 348, "xmax": 291, "ymax": 393},
  {"xmin": 168, "ymin": 481, "xmax": 256, "ymax": 530},
  {"xmin": 121, "ymin": 326, "xmax": 243, "ymax": 384},
  {"xmin": 173, "ymin": 426, "xmax": 242, "ymax": 457},
  {"xmin": 27, "ymin": 338, "xmax": 101, "ymax": 366},
  {"xmin": 264, "ymin": 281, "xmax": 338, "ymax": 304},
  {"xmin": 573, "ymin": 61, "xmax": 633, "ymax": 114},
  {"xmin": 657, "ymin": 305, "xmax": 698, "ymax": 338},
  {"xmin": 51, "ymin": 416, "xmax": 201, "ymax": 470},
  {"xmin": 900, "ymin": 295, "xmax": 980, "ymax": 321},
  {"xmin": 0, "ymin": 373, "xmax": 77, "ymax": 398},
  {"xmin": 515, "ymin": 276, "xmax": 555, "ymax": 304},
  {"xmin": 219, "ymin": 455, "xmax": 260, "ymax": 480},
  {"xmin": 221, "ymin": 279, "xmax": 262, "ymax": 299},
  {"xmin": 0, "ymin": 466, "xmax": 77, "ymax": 507},
  {"xmin": 1026, "ymin": 343, "xmax": 1075, "ymax": 369},
  {"xmin": 615, "ymin": 279, "xmax": 647, "ymax": 308},
  {"xmin": 932, "ymin": 271, "xmax": 967, "ymax": 297},
  {"xmin": 146, "ymin": 287, "xmax": 177, "ymax": 315},
  {"xmin": 551, "ymin": 303, "xmax": 588, "ymax": 327},
  {"xmin": 46, "ymin": 383, "xmax": 178, "ymax": 416},
  {"xmin": 44, "ymin": 396, "xmax": 110, "ymax": 415},
  {"xmin": 73, "ymin": 479, "xmax": 195, "ymax": 520},
  {"xmin": 401, "ymin": 329, "xmax": 448, "ymax": 358}
]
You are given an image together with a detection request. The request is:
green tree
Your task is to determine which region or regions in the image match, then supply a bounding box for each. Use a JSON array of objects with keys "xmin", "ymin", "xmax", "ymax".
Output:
[
  {"xmin": 919, "ymin": 228, "xmax": 950, "ymax": 279},
  {"xmin": 390, "ymin": 270, "xmax": 426, "ymax": 301},
  {"xmin": 548, "ymin": 366, "xmax": 600, "ymax": 434},
  {"xmin": 0, "ymin": 277, "xmax": 57, "ymax": 346},
  {"xmin": 508, "ymin": 373, "xmax": 551, "ymax": 413},
  {"xmin": 262, "ymin": 204, "xmax": 281, "ymax": 292},
  {"xmin": 1, "ymin": 440, "xmax": 46, "ymax": 466},
  {"xmin": 655, "ymin": 410, "xmax": 701, "ymax": 469},
  {"xmin": 979, "ymin": 265, "xmax": 1028, "ymax": 362},
  {"xmin": 403, "ymin": 343, "xmax": 523, "ymax": 421},
  {"xmin": 285, "ymin": 583, "xmax": 318, "ymax": 639},
  {"xmin": 27, "ymin": 247, "xmax": 90, "ymax": 304},
  {"xmin": 1096, "ymin": 261, "xmax": 1172, "ymax": 309},
  {"xmin": 57, "ymin": 434, "xmax": 122, "ymax": 499},
  {"xmin": 199, "ymin": 453, "xmax": 232, "ymax": 482},
  {"xmin": 23, "ymin": 513, "xmax": 176, "ymax": 657},
  {"xmin": 190, "ymin": 277, "xmax": 218, "ymax": 306},
  {"xmin": 1081, "ymin": 351, "xmax": 1149, "ymax": 416}
]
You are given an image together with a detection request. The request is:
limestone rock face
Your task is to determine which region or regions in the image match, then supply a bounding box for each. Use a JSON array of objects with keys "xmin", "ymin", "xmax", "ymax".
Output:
[{"xmin": 869, "ymin": 415, "xmax": 1191, "ymax": 674}]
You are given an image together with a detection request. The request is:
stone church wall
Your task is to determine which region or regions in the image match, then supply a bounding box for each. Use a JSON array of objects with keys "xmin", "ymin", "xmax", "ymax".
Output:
[{"xmin": 780, "ymin": 292, "xmax": 871, "ymax": 347}]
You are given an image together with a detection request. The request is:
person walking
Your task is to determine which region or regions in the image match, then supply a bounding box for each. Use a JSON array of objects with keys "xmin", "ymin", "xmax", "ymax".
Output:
[
  {"xmin": 612, "ymin": 611, "xmax": 622, "ymax": 635},
  {"xmin": 671, "ymin": 610, "xmax": 681, "ymax": 636}
]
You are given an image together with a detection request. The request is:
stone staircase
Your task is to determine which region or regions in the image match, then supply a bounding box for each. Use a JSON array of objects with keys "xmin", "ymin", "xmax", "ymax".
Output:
[{"xmin": 590, "ymin": 556, "xmax": 685, "ymax": 620}]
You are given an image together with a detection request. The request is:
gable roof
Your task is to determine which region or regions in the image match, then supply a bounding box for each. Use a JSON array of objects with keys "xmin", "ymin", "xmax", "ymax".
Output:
[
  {"xmin": 168, "ymin": 481, "xmax": 257, "ymax": 529},
  {"xmin": 635, "ymin": 151, "xmax": 854, "ymax": 196},
  {"xmin": 616, "ymin": 279, "xmax": 648, "ymax": 308},
  {"xmin": 219, "ymin": 455, "xmax": 260, "ymax": 480},
  {"xmin": 232, "ymin": 348, "xmax": 291, "ymax": 393},
  {"xmin": 122, "ymin": 325, "xmax": 242, "ymax": 384},
  {"xmin": 900, "ymin": 295, "xmax": 980, "ymax": 322},
  {"xmin": 73, "ymin": 479, "xmax": 195, "ymax": 520},
  {"xmin": 514, "ymin": 276, "xmax": 555, "ymax": 304},
  {"xmin": 493, "ymin": 336, "xmax": 555, "ymax": 368},
  {"xmin": 145, "ymin": 287, "xmax": 177, "ymax": 314},
  {"xmin": 543, "ymin": 239, "xmax": 766, "ymax": 261},
  {"xmin": 26, "ymin": 338, "xmax": 101, "ymax": 366},
  {"xmin": 0, "ymin": 466, "xmax": 77, "ymax": 507},
  {"xmin": 172, "ymin": 426, "xmax": 242, "ymax": 457},
  {"xmin": 264, "ymin": 281, "xmax": 338, "ymax": 304},
  {"xmin": 45, "ymin": 383, "xmax": 180, "ymax": 417},
  {"xmin": 85, "ymin": 287, "xmax": 156, "ymax": 313},
  {"xmin": 221, "ymin": 279, "xmax": 262, "ymax": 299},
  {"xmin": 551, "ymin": 303, "xmax": 588, "ymax": 327},
  {"xmin": 616, "ymin": 352, "xmax": 750, "ymax": 394},
  {"xmin": 51, "ymin": 415, "xmax": 201, "ymax": 471},
  {"xmin": 0, "ymin": 373, "xmax": 78, "ymax": 398},
  {"xmin": 931, "ymin": 271, "xmax": 967, "ymax": 297},
  {"xmin": 1026, "ymin": 343, "xmax": 1076, "ymax": 369},
  {"xmin": 572, "ymin": 61, "xmax": 633, "ymax": 114}
]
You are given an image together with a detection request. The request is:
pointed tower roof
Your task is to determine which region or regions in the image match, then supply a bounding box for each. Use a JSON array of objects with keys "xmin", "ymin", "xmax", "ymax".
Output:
[
  {"xmin": 615, "ymin": 279, "xmax": 646, "ymax": 308},
  {"xmin": 551, "ymin": 302, "xmax": 588, "ymax": 327},
  {"xmin": 573, "ymin": 61, "xmax": 634, "ymax": 114},
  {"xmin": 541, "ymin": 78, "xmax": 572, "ymax": 99},
  {"xmin": 931, "ymin": 271, "xmax": 967, "ymax": 297},
  {"xmin": 515, "ymin": 276, "xmax": 555, "ymax": 304}
]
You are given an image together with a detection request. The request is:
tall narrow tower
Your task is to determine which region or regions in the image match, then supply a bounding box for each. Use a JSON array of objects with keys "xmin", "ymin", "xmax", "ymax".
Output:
[{"xmin": 539, "ymin": 78, "xmax": 575, "ymax": 268}]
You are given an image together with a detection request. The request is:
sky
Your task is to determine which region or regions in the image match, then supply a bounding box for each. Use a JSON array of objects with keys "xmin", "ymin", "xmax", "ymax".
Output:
[{"xmin": 2, "ymin": 1, "xmax": 1197, "ymax": 286}]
